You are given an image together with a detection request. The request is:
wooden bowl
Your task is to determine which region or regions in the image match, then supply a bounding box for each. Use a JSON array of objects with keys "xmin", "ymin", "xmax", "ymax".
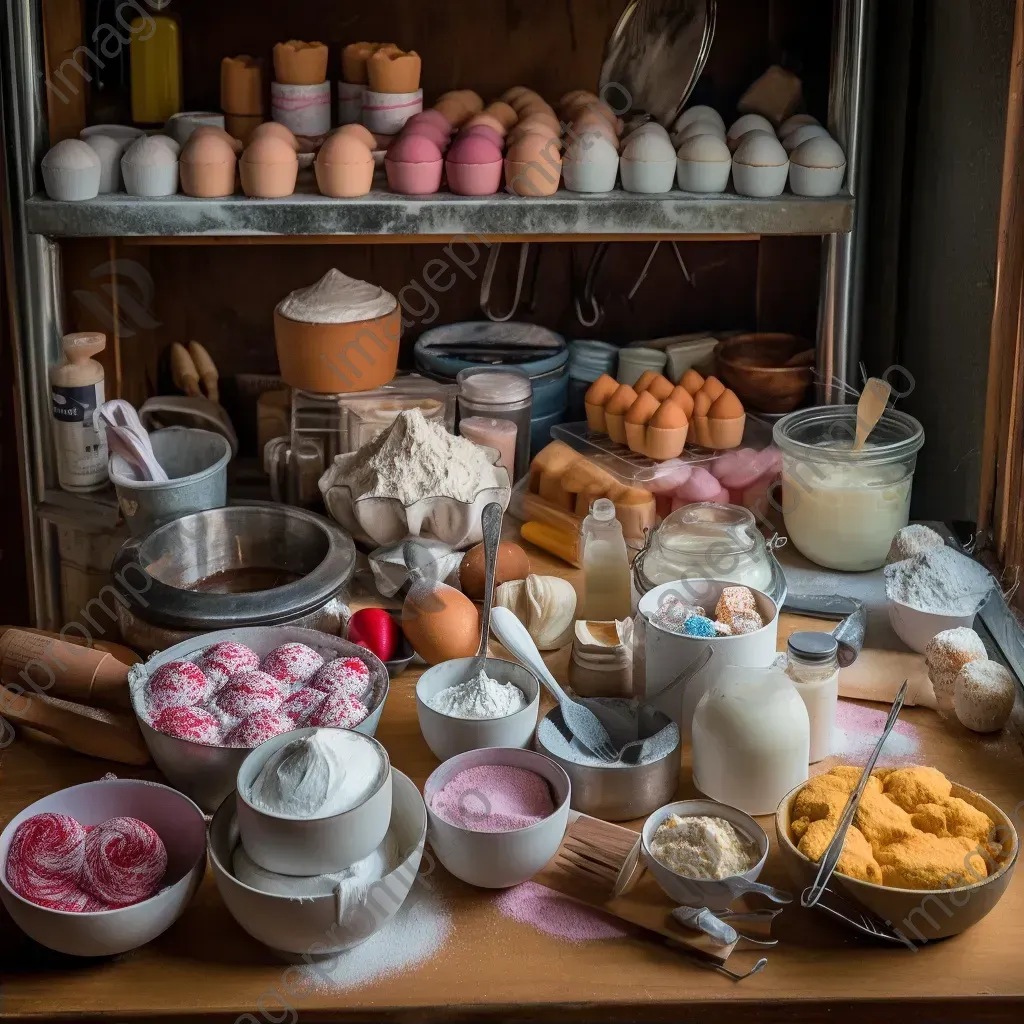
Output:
[
  {"xmin": 714, "ymin": 333, "xmax": 814, "ymax": 413},
  {"xmin": 776, "ymin": 780, "xmax": 1019, "ymax": 942}
]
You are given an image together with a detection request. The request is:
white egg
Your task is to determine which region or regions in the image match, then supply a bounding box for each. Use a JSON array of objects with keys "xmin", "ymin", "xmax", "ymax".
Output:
[
  {"xmin": 673, "ymin": 104, "xmax": 726, "ymax": 135},
  {"xmin": 676, "ymin": 133, "xmax": 731, "ymax": 193},
  {"xmin": 122, "ymin": 136, "xmax": 180, "ymax": 197},
  {"xmin": 778, "ymin": 113, "xmax": 820, "ymax": 140},
  {"xmin": 732, "ymin": 131, "xmax": 788, "ymax": 197},
  {"xmin": 676, "ymin": 133, "xmax": 730, "ymax": 163},
  {"xmin": 563, "ymin": 132, "xmax": 619, "ymax": 193},
  {"xmin": 621, "ymin": 128, "xmax": 676, "ymax": 193},
  {"xmin": 783, "ymin": 123, "xmax": 830, "ymax": 153},
  {"xmin": 673, "ymin": 118, "xmax": 726, "ymax": 146},
  {"xmin": 733, "ymin": 131, "xmax": 787, "ymax": 167},
  {"xmin": 727, "ymin": 112, "xmax": 775, "ymax": 149},
  {"xmin": 790, "ymin": 135, "xmax": 846, "ymax": 169},
  {"xmin": 40, "ymin": 139, "xmax": 102, "ymax": 201},
  {"xmin": 788, "ymin": 135, "xmax": 847, "ymax": 196}
]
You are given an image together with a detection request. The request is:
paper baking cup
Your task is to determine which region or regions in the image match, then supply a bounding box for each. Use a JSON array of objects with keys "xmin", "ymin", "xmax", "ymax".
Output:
[
  {"xmin": 361, "ymin": 89, "xmax": 423, "ymax": 135},
  {"xmin": 337, "ymin": 81, "xmax": 366, "ymax": 125},
  {"xmin": 271, "ymin": 81, "xmax": 331, "ymax": 137}
]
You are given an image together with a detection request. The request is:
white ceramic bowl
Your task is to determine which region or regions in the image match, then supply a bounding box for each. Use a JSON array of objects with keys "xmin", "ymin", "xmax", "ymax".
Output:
[
  {"xmin": 236, "ymin": 727, "xmax": 393, "ymax": 875},
  {"xmin": 128, "ymin": 625, "xmax": 390, "ymax": 814},
  {"xmin": 888, "ymin": 598, "xmax": 976, "ymax": 655},
  {"xmin": 641, "ymin": 798, "xmax": 769, "ymax": 911},
  {"xmin": 776, "ymin": 779, "xmax": 1018, "ymax": 940},
  {"xmin": 321, "ymin": 446, "xmax": 511, "ymax": 550},
  {"xmin": 636, "ymin": 578, "xmax": 780, "ymax": 739},
  {"xmin": 80, "ymin": 124, "xmax": 146, "ymax": 144},
  {"xmin": 0, "ymin": 779, "xmax": 206, "ymax": 956},
  {"xmin": 164, "ymin": 111, "xmax": 225, "ymax": 146},
  {"xmin": 209, "ymin": 769, "xmax": 427, "ymax": 958},
  {"xmin": 416, "ymin": 656, "xmax": 540, "ymax": 761},
  {"xmin": 424, "ymin": 747, "xmax": 570, "ymax": 888}
]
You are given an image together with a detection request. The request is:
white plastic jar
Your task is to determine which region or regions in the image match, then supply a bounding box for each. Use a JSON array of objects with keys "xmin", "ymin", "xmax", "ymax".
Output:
[{"xmin": 773, "ymin": 406, "xmax": 924, "ymax": 571}]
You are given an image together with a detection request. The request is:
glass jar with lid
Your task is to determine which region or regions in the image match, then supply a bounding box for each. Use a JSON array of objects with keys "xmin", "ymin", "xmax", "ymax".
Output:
[
  {"xmin": 773, "ymin": 406, "xmax": 924, "ymax": 572},
  {"xmin": 785, "ymin": 631, "xmax": 840, "ymax": 763},
  {"xmin": 456, "ymin": 367, "xmax": 532, "ymax": 482},
  {"xmin": 636, "ymin": 502, "xmax": 776, "ymax": 592}
]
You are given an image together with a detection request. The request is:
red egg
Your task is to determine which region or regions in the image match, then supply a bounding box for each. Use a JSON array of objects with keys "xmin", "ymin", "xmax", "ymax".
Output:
[{"xmin": 386, "ymin": 133, "xmax": 442, "ymax": 164}]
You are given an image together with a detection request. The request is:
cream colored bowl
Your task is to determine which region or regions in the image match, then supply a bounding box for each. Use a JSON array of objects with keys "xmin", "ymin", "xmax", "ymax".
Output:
[{"xmin": 776, "ymin": 780, "xmax": 1018, "ymax": 941}]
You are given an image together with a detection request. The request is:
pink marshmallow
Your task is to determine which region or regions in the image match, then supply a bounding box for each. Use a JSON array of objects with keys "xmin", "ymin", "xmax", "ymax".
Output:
[{"xmin": 674, "ymin": 466, "xmax": 721, "ymax": 503}]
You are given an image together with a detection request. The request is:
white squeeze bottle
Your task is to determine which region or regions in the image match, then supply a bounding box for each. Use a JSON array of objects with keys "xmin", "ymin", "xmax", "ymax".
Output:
[
  {"xmin": 49, "ymin": 331, "xmax": 108, "ymax": 492},
  {"xmin": 581, "ymin": 497, "xmax": 631, "ymax": 621}
]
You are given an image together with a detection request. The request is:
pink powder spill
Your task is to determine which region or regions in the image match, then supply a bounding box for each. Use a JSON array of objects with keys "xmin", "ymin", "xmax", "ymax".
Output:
[
  {"xmin": 494, "ymin": 881, "xmax": 629, "ymax": 942},
  {"xmin": 430, "ymin": 765, "xmax": 554, "ymax": 832},
  {"xmin": 831, "ymin": 701, "xmax": 921, "ymax": 768}
]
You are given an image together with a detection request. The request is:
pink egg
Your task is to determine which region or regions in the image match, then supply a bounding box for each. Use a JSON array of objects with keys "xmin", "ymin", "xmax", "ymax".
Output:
[
  {"xmin": 386, "ymin": 133, "xmax": 442, "ymax": 164},
  {"xmin": 459, "ymin": 124, "xmax": 504, "ymax": 150},
  {"xmin": 711, "ymin": 448, "xmax": 763, "ymax": 490},
  {"xmin": 447, "ymin": 133, "xmax": 502, "ymax": 165},
  {"xmin": 647, "ymin": 464, "xmax": 692, "ymax": 495},
  {"xmin": 402, "ymin": 123, "xmax": 450, "ymax": 150},
  {"xmin": 405, "ymin": 110, "xmax": 453, "ymax": 136}
]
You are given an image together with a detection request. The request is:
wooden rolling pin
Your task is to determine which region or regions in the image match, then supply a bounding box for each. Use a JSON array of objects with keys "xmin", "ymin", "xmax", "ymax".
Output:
[
  {"xmin": 0, "ymin": 686, "xmax": 150, "ymax": 765},
  {"xmin": 0, "ymin": 627, "xmax": 136, "ymax": 710}
]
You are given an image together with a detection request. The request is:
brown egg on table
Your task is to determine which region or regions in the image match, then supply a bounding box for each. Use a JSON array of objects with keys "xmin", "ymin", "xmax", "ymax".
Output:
[
  {"xmin": 680, "ymin": 368, "xmax": 705, "ymax": 395},
  {"xmin": 633, "ymin": 370, "xmax": 659, "ymax": 394},
  {"xmin": 335, "ymin": 123, "xmax": 377, "ymax": 148},
  {"xmin": 701, "ymin": 375, "xmax": 726, "ymax": 403},
  {"xmin": 191, "ymin": 125, "xmax": 244, "ymax": 154},
  {"xmin": 624, "ymin": 391, "xmax": 660, "ymax": 454},
  {"xmin": 505, "ymin": 131, "xmax": 563, "ymax": 196},
  {"xmin": 273, "ymin": 40, "xmax": 329, "ymax": 85},
  {"xmin": 315, "ymin": 132, "xmax": 374, "ymax": 197},
  {"xmin": 646, "ymin": 374, "xmax": 675, "ymax": 401},
  {"xmin": 604, "ymin": 384, "xmax": 638, "ymax": 444},
  {"xmin": 342, "ymin": 42, "xmax": 379, "ymax": 84},
  {"xmin": 402, "ymin": 582, "xmax": 480, "ymax": 665},
  {"xmin": 584, "ymin": 373, "xmax": 619, "ymax": 432},
  {"xmin": 180, "ymin": 132, "xmax": 237, "ymax": 197},
  {"xmin": 691, "ymin": 389, "xmax": 713, "ymax": 447},
  {"xmin": 484, "ymin": 101, "xmax": 519, "ymax": 131},
  {"xmin": 459, "ymin": 541, "xmax": 531, "ymax": 599},
  {"xmin": 646, "ymin": 398, "xmax": 688, "ymax": 460},
  {"xmin": 507, "ymin": 90, "xmax": 542, "ymax": 112},
  {"xmin": 666, "ymin": 384, "xmax": 695, "ymax": 418},
  {"xmin": 707, "ymin": 389, "xmax": 746, "ymax": 449},
  {"xmin": 240, "ymin": 135, "xmax": 299, "ymax": 198},
  {"xmin": 249, "ymin": 121, "xmax": 300, "ymax": 151}
]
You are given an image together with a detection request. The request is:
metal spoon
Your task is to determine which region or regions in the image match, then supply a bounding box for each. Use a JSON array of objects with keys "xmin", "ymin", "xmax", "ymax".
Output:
[
  {"xmin": 491, "ymin": 606, "xmax": 619, "ymax": 762},
  {"xmin": 462, "ymin": 502, "xmax": 503, "ymax": 685}
]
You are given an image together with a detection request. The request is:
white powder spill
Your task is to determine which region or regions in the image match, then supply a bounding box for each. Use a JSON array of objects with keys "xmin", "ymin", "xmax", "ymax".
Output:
[{"xmin": 300, "ymin": 883, "xmax": 451, "ymax": 992}]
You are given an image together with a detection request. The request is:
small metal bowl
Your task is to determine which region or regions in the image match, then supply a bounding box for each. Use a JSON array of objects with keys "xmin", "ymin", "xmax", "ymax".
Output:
[{"xmin": 534, "ymin": 699, "xmax": 680, "ymax": 822}]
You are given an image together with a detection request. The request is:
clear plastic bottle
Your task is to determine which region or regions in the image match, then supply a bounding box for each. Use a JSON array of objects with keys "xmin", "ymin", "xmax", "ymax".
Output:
[
  {"xmin": 785, "ymin": 631, "xmax": 840, "ymax": 763},
  {"xmin": 581, "ymin": 498, "xmax": 631, "ymax": 620}
]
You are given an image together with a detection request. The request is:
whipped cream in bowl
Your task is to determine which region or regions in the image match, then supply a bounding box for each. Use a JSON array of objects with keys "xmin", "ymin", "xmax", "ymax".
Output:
[{"xmin": 276, "ymin": 268, "xmax": 397, "ymax": 325}]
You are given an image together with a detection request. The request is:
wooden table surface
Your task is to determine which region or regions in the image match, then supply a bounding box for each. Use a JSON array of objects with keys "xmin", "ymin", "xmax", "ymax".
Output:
[{"xmin": 2, "ymin": 538, "xmax": 1024, "ymax": 1023}]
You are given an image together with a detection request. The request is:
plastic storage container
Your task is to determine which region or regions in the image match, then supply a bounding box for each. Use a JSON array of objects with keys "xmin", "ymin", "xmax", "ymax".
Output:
[
  {"xmin": 773, "ymin": 406, "xmax": 924, "ymax": 571},
  {"xmin": 616, "ymin": 347, "xmax": 667, "ymax": 387},
  {"xmin": 456, "ymin": 366, "xmax": 532, "ymax": 482},
  {"xmin": 129, "ymin": 2, "xmax": 183, "ymax": 125},
  {"xmin": 567, "ymin": 340, "xmax": 619, "ymax": 420}
]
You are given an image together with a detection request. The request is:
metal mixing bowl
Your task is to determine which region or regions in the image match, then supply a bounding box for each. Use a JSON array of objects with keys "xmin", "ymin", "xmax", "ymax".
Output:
[
  {"xmin": 112, "ymin": 503, "xmax": 356, "ymax": 653},
  {"xmin": 534, "ymin": 699, "xmax": 680, "ymax": 822}
]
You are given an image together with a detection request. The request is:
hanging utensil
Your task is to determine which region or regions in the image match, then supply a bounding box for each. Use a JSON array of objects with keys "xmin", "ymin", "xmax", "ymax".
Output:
[
  {"xmin": 574, "ymin": 242, "xmax": 611, "ymax": 327},
  {"xmin": 600, "ymin": 0, "xmax": 717, "ymax": 126},
  {"xmin": 481, "ymin": 243, "xmax": 533, "ymax": 323},
  {"xmin": 852, "ymin": 377, "xmax": 892, "ymax": 451}
]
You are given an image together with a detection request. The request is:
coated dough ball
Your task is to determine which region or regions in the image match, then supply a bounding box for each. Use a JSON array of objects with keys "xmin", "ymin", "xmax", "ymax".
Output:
[
  {"xmin": 925, "ymin": 627, "xmax": 987, "ymax": 706},
  {"xmin": 954, "ymin": 660, "xmax": 1017, "ymax": 733}
]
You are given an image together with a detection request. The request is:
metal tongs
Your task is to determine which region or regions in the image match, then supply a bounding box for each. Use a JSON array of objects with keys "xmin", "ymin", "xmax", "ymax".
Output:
[{"xmin": 800, "ymin": 679, "xmax": 916, "ymax": 947}]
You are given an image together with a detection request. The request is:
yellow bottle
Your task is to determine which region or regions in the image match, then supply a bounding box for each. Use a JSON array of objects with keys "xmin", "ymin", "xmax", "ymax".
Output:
[{"xmin": 130, "ymin": 5, "xmax": 182, "ymax": 124}]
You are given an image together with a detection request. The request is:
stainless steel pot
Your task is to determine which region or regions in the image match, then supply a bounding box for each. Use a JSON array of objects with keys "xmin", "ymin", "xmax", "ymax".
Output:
[{"xmin": 112, "ymin": 503, "xmax": 356, "ymax": 653}]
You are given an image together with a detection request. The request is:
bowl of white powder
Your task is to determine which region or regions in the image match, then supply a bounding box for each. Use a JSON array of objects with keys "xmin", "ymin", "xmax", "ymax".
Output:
[
  {"xmin": 416, "ymin": 657, "xmax": 540, "ymax": 761},
  {"xmin": 641, "ymin": 798, "xmax": 768, "ymax": 911}
]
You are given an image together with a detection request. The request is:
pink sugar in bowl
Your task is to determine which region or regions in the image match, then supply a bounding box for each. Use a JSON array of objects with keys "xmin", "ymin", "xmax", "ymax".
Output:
[
  {"xmin": 424, "ymin": 747, "xmax": 570, "ymax": 888},
  {"xmin": 384, "ymin": 133, "xmax": 443, "ymax": 195},
  {"xmin": 445, "ymin": 134, "xmax": 504, "ymax": 196}
]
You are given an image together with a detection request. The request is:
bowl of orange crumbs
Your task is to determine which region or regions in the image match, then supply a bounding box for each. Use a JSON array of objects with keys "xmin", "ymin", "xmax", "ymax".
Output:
[{"xmin": 776, "ymin": 765, "xmax": 1018, "ymax": 941}]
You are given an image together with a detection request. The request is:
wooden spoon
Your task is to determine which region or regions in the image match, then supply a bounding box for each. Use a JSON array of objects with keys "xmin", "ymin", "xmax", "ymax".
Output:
[{"xmin": 852, "ymin": 377, "xmax": 892, "ymax": 451}]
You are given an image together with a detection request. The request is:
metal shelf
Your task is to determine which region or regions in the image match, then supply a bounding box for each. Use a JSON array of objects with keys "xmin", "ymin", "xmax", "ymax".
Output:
[{"xmin": 25, "ymin": 187, "xmax": 855, "ymax": 240}]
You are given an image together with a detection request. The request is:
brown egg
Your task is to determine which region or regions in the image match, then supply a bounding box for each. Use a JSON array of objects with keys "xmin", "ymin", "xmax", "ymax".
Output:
[
  {"xmin": 505, "ymin": 132, "xmax": 563, "ymax": 196},
  {"xmin": 647, "ymin": 374, "xmax": 675, "ymax": 401},
  {"xmin": 401, "ymin": 582, "xmax": 480, "ymax": 665},
  {"xmin": 250, "ymin": 121, "xmax": 300, "ymax": 151},
  {"xmin": 680, "ymin": 368, "xmax": 705, "ymax": 394},
  {"xmin": 585, "ymin": 373, "xmax": 619, "ymax": 406},
  {"xmin": 335, "ymin": 123, "xmax": 377, "ymax": 148},
  {"xmin": 315, "ymin": 133, "xmax": 373, "ymax": 197},
  {"xmin": 240, "ymin": 135, "xmax": 299, "ymax": 198},
  {"xmin": 709, "ymin": 389, "xmax": 744, "ymax": 419},
  {"xmin": 651, "ymin": 399, "xmax": 687, "ymax": 428},
  {"xmin": 180, "ymin": 133, "xmax": 237, "ymax": 197},
  {"xmin": 667, "ymin": 384, "xmax": 695, "ymax": 418},
  {"xmin": 692, "ymin": 390, "xmax": 712, "ymax": 418},
  {"xmin": 560, "ymin": 90, "xmax": 598, "ymax": 115},
  {"xmin": 484, "ymin": 101, "xmax": 519, "ymax": 130},
  {"xmin": 191, "ymin": 125, "xmax": 244, "ymax": 154},
  {"xmin": 633, "ymin": 370, "xmax": 658, "ymax": 394},
  {"xmin": 624, "ymin": 390, "xmax": 660, "ymax": 424},
  {"xmin": 459, "ymin": 541, "xmax": 531, "ymax": 599},
  {"xmin": 606, "ymin": 383, "xmax": 639, "ymax": 415},
  {"xmin": 702, "ymin": 375, "xmax": 726, "ymax": 403},
  {"xmin": 570, "ymin": 111, "xmax": 619, "ymax": 146},
  {"xmin": 516, "ymin": 111, "xmax": 561, "ymax": 135},
  {"xmin": 502, "ymin": 86, "xmax": 534, "ymax": 105},
  {"xmin": 509, "ymin": 90, "xmax": 543, "ymax": 113},
  {"xmin": 464, "ymin": 112, "xmax": 508, "ymax": 138}
]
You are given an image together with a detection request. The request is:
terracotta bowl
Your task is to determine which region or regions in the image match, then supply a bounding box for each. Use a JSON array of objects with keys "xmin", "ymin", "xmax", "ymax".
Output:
[
  {"xmin": 776, "ymin": 779, "xmax": 1019, "ymax": 942},
  {"xmin": 714, "ymin": 333, "xmax": 814, "ymax": 414}
]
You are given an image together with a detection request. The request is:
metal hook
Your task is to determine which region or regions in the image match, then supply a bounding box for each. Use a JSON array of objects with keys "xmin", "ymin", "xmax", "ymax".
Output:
[
  {"xmin": 627, "ymin": 241, "xmax": 694, "ymax": 303},
  {"xmin": 574, "ymin": 242, "xmax": 610, "ymax": 327},
  {"xmin": 480, "ymin": 243, "xmax": 531, "ymax": 322}
]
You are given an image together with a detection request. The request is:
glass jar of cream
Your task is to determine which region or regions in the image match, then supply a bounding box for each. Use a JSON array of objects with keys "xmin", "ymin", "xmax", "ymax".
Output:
[{"xmin": 773, "ymin": 406, "xmax": 924, "ymax": 571}]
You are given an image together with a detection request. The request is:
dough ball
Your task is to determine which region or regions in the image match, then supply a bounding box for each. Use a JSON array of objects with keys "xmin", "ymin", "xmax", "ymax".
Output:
[
  {"xmin": 925, "ymin": 628, "xmax": 987, "ymax": 707},
  {"xmin": 954, "ymin": 660, "xmax": 1017, "ymax": 732}
]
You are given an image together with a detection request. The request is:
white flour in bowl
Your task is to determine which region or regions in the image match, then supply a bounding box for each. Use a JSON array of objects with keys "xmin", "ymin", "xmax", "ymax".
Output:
[
  {"xmin": 427, "ymin": 668, "xmax": 527, "ymax": 720},
  {"xmin": 884, "ymin": 547, "xmax": 995, "ymax": 615}
]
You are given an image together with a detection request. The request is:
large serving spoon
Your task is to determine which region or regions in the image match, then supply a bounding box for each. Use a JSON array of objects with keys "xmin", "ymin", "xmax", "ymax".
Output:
[
  {"xmin": 491, "ymin": 606, "xmax": 619, "ymax": 762},
  {"xmin": 461, "ymin": 502, "xmax": 503, "ymax": 685},
  {"xmin": 852, "ymin": 377, "xmax": 892, "ymax": 451}
]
